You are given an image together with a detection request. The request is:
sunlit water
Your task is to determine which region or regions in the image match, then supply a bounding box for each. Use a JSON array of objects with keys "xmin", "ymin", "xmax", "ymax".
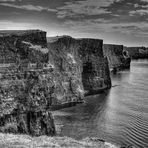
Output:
[{"xmin": 53, "ymin": 60, "xmax": 148, "ymax": 148}]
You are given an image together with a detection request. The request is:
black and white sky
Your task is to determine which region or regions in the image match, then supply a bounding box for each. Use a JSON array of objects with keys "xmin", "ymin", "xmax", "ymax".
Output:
[{"xmin": 1, "ymin": 0, "xmax": 148, "ymax": 46}]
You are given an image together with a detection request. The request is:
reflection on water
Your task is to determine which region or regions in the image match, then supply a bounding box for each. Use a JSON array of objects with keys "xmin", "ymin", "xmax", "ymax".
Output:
[{"xmin": 53, "ymin": 60, "xmax": 148, "ymax": 148}]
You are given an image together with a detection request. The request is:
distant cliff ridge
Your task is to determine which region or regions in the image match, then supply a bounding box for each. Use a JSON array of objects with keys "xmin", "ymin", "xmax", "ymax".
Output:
[
  {"xmin": 103, "ymin": 44, "xmax": 131, "ymax": 71},
  {"xmin": 125, "ymin": 46, "xmax": 148, "ymax": 59}
]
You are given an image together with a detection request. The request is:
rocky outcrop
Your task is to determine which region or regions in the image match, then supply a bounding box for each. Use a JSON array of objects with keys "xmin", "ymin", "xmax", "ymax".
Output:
[
  {"xmin": 48, "ymin": 36, "xmax": 111, "ymax": 96},
  {"xmin": 125, "ymin": 46, "xmax": 148, "ymax": 59},
  {"xmin": 0, "ymin": 30, "xmax": 55, "ymax": 136},
  {"xmin": 103, "ymin": 44, "xmax": 131, "ymax": 72}
]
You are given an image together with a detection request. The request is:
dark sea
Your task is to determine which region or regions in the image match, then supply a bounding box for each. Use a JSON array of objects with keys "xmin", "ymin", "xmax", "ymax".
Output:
[{"xmin": 53, "ymin": 60, "xmax": 148, "ymax": 148}]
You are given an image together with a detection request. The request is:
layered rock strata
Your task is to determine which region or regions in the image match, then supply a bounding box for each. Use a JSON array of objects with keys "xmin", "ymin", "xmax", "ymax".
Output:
[
  {"xmin": 0, "ymin": 30, "xmax": 55, "ymax": 136},
  {"xmin": 103, "ymin": 44, "xmax": 131, "ymax": 71}
]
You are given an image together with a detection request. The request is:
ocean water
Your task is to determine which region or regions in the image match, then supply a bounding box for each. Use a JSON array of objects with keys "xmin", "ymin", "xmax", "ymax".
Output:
[{"xmin": 53, "ymin": 60, "xmax": 148, "ymax": 148}]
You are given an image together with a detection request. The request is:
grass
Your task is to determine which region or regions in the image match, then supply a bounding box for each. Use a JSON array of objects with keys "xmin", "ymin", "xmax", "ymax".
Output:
[{"xmin": 0, "ymin": 133, "xmax": 120, "ymax": 148}]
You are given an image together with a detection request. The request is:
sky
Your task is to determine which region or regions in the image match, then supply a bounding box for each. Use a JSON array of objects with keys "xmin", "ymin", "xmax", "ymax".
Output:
[{"xmin": 1, "ymin": 0, "xmax": 148, "ymax": 46}]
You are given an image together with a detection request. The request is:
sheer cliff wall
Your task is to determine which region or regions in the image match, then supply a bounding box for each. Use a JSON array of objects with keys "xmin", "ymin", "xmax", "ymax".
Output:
[
  {"xmin": 48, "ymin": 36, "xmax": 84, "ymax": 105},
  {"xmin": 103, "ymin": 44, "xmax": 131, "ymax": 71},
  {"xmin": 48, "ymin": 36, "xmax": 111, "ymax": 96},
  {"xmin": 0, "ymin": 30, "xmax": 55, "ymax": 136}
]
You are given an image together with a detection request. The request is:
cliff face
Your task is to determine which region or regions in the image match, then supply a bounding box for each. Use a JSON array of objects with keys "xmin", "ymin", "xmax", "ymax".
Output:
[
  {"xmin": 103, "ymin": 44, "xmax": 131, "ymax": 71},
  {"xmin": 0, "ymin": 30, "xmax": 55, "ymax": 136},
  {"xmin": 77, "ymin": 38, "xmax": 111, "ymax": 94},
  {"xmin": 48, "ymin": 36, "xmax": 84, "ymax": 106},
  {"xmin": 125, "ymin": 46, "xmax": 148, "ymax": 59},
  {"xmin": 0, "ymin": 31, "xmax": 112, "ymax": 135},
  {"xmin": 48, "ymin": 36, "xmax": 111, "ymax": 96}
]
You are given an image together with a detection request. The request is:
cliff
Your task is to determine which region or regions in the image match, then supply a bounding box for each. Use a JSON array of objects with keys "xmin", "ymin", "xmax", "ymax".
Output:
[
  {"xmin": 103, "ymin": 44, "xmax": 131, "ymax": 71},
  {"xmin": 125, "ymin": 46, "xmax": 148, "ymax": 59},
  {"xmin": 47, "ymin": 36, "xmax": 84, "ymax": 109},
  {"xmin": 0, "ymin": 31, "xmax": 112, "ymax": 136},
  {"xmin": 48, "ymin": 36, "xmax": 111, "ymax": 96},
  {"xmin": 0, "ymin": 30, "xmax": 55, "ymax": 136}
]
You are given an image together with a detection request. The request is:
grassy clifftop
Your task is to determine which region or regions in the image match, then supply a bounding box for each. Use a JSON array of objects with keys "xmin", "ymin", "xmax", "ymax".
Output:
[{"xmin": 0, "ymin": 133, "xmax": 120, "ymax": 148}]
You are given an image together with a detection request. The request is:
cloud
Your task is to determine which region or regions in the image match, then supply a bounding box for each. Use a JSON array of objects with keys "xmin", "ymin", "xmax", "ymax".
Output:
[
  {"xmin": 130, "ymin": 9, "xmax": 148, "ymax": 15},
  {"xmin": 0, "ymin": 3, "xmax": 57, "ymax": 12},
  {"xmin": 0, "ymin": 20, "xmax": 33, "ymax": 30},
  {"xmin": 134, "ymin": 3, "xmax": 139, "ymax": 8},
  {"xmin": 141, "ymin": 0, "xmax": 148, "ymax": 2},
  {"xmin": 0, "ymin": 0, "xmax": 21, "ymax": 2},
  {"xmin": 56, "ymin": 0, "xmax": 114, "ymax": 18},
  {"xmin": 60, "ymin": 17, "xmax": 148, "ymax": 37},
  {"xmin": 127, "ymin": 0, "xmax": 148, "ymax": 16},
  {"xmin": 52, "ymin": 0, "xmax": 148, "ymax": 38}
]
